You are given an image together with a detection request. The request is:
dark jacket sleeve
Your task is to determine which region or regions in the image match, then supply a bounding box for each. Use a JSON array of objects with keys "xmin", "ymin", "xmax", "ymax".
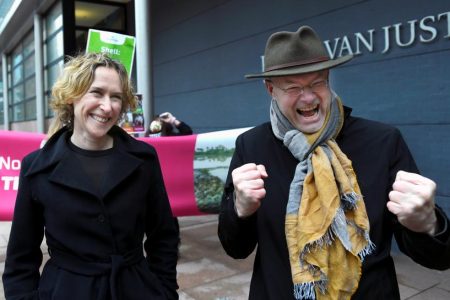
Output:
[
  {"xmin": 175, "ymin": 122, "xmax": 193, "ymax": 136},
  {"xmin": 218, "ymin": 134, "xmax": 258, "ymax": 259},
  {"xmin": 2, "ymin": 152, "xmax": 44, "ymax": 300},
  {"xmin": 143, "ymin": 150, "xmax": 180, "ymax": 299},
  {"xmin": 390, "ymin": 130, "xmax": 450, "ymax": 270}
]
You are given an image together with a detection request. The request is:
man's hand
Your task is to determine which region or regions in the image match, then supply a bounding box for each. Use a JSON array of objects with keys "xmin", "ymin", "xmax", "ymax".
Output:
[
  {"xmin": 232, "ymin": 163, "xmax": 268, "ymax": 218},
  {"xmin": 387, "ymin": 171, "xmax": 437, "ymax": 235}
]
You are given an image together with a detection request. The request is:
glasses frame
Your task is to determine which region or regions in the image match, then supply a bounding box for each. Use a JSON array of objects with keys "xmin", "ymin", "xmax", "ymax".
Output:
[{"xmin": 268, "ymin": 79, "xmax": 329, "ymax": 98}]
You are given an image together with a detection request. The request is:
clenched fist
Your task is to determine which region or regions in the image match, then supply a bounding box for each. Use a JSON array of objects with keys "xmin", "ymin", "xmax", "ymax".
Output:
[
  {"xmin": 387, "ymin": 170, "xmax": 437, "ymax": 236},
  {"xmin": 232, "ymin": 163, "xmax": 268, "ymax": 218}
]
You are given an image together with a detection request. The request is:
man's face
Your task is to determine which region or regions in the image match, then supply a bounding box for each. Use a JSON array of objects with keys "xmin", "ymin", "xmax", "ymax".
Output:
[{"xmin": 266, "ymin": 70, "xmax": 331, "ymax": 134}]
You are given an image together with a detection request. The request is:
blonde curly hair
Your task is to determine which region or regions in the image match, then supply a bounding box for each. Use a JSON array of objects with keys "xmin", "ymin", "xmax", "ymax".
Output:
[{"xmin": 47, "ymin": 52, "xmax": 136, "ymax": 137}]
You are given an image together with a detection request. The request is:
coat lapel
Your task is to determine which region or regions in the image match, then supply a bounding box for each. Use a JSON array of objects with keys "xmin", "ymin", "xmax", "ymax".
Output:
[
  {"xmin": 47, "ymin": 140, "xmax": 144, "ymax": 199},
  {"xmin": 100, "ymin": 150, "xmax": 143, "ymax": 198},
  {"xmin": 48, "ymin": 151, "xmax": 97, "ymax": 196},
  {"xmin": 27, "ymin": 126, "xmax": 147, "ymax": 199}
]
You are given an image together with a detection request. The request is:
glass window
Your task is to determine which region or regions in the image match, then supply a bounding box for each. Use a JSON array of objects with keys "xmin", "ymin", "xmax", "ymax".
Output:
[
  {"xmin": 12, "ymin": 65, "xmax": 23, "ymax": 85},
  {"xmin": 12, "ymin": 46, "xmax": 23, "ymax": 66},
  {"xmin": 75, "ymin": 30, "xmax": 88, "ymax": 52},
  {"xmin": 44, "ymin": 2, "xmax": 63, "ymax": 118},
  {"xmin": 25, "ymin": 97, "xmax": 37, "ymax": 120},
  {"xmin": 25, "ymin": 77, "xmax": 36, "ymax": 98},
  {"xmin": 45, "ymin": 93, "xmax": 53, "ymax": 117},
  {"xmin": 8, "ymin": 30, "xmax": 36, "ymax": 122},
  {"xmin": 12, "ymin": 103, "xmax": 24, "ymax": 122},
  {"xmin": 44, "ymin": 1, "xmax": 63, "ymax": 38},
  {"xmin": 74, "ymin": 1, "xmax": 126, "ymax": 51},
  {"xmin": 44, "ymin": 61, "xmax": 63, "ymax": 92},
  {"xmin": 24, "ymin": 55, "xmax": 35, "ymax": 77},
  {"xmin": 23, "ymin": 33, "xmax": 34, "ymax": 57},
  {"xmin": 75, "ymin": 2, "xmax": 125, "ymax": 30},
  {"xmin": 45, "ymin": 30, "xmax": 64, "ymax": 64},
  {"xmin": 12, "ymin": 85, "xmax": 24, "ymax": 104}
]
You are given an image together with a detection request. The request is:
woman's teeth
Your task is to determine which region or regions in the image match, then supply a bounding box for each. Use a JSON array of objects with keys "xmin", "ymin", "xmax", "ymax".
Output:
[{"xmin": 92, "ymin": 115, "xmax": 109, "ymax": 123}]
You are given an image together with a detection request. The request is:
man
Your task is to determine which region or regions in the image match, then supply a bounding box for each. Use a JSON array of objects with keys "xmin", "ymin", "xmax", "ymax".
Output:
[{"xmin": 218, "ymin": 26, "xmax": 450, "ymax": 300}]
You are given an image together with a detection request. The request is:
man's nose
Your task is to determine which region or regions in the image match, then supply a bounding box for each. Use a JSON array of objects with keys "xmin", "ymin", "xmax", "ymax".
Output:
[{"xmin": 299, "ymin": 89, "xmax": 316, "ymax": 101}]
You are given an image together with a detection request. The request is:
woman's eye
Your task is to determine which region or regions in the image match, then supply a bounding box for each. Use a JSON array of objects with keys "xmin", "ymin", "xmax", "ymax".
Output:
[{"xmin": 91, "ymin": 90, "xmax": 102, "ymax": 96}]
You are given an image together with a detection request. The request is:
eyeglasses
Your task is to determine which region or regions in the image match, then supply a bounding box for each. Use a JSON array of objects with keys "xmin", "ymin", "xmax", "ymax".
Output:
[{"xmin": 269, "ymin": 79, "xmax": 329, "ymax": 98}]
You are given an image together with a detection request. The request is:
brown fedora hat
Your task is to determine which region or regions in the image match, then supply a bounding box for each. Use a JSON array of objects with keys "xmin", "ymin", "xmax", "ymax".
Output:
[{"xmin": 245, "ymin": 26, "xmax": 352, "ymax": 78}]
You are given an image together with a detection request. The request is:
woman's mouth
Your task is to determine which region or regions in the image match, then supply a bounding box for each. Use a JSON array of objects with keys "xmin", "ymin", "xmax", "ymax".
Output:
[{"xmin": 91, "ymin": 114, "xmax": 110, "ymax": 123}]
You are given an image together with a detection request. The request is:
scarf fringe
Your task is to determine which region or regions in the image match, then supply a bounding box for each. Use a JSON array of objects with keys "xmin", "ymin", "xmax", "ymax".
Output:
[
  {"xmin": 302, "ymin": 229, "xmax": 335, "ymax": 257},
  {"xmin": 302, "ymin": 192, "xmax": 359, "ymax": 257},
  {"xmin": 358, "ymin": 235, "xmax": 376, "ymax": 261},
  {"xmin": 293, "ymin": 280, "xmax": 327, "ymax": 300},
  {"xmin": 301, "ymin": 199, "xmax": 375, "ymax": 266},
  {"xmin": 341, "ymin": 192, "xmax": 361, "ymax": 210}
]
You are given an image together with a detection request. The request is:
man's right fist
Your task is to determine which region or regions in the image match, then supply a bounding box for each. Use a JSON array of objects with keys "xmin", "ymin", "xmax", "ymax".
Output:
[{"xmin": 232, "ymin": 163, "xmax": 268, "ymax": 218}]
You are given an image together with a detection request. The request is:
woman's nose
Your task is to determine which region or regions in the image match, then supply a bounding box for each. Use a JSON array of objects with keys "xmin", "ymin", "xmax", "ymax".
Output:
[{"xmin": 100, "ymin": 97, "xmax": 113, "ymax": 112}]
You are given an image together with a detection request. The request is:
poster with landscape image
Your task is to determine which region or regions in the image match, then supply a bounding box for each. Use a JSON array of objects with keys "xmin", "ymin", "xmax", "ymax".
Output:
[{"xmin": 193, "ymin": 128, "xmax": 251, "ymax": 213}]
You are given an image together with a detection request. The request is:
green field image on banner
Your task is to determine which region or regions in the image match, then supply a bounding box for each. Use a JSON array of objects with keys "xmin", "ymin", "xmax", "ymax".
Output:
[{"xmin": 86, "ymin": 29, "xmax": 136, "ymax": 76}]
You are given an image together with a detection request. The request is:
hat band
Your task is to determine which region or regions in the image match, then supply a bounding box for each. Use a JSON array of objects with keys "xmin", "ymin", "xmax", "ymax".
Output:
[{"xmin": 265, "ymin": 56, "xmax": 330, "ymax": 72}]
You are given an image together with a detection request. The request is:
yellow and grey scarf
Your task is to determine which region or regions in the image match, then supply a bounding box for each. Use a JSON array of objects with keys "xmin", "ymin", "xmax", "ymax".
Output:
[{"xmin": 270, "ymin": 93, "xmax": 375, "ymax": 299}]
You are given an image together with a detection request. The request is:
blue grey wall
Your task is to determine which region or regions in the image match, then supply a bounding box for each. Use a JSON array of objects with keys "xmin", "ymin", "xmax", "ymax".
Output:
[{"xmin": 151, "ymin": 0, "xmax": 450, "ymax": 212}]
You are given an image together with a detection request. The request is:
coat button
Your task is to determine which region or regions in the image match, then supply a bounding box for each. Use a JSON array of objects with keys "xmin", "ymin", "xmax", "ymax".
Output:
[{"xmin": 97, "ymin": 214, "xmax": 106, "ymax": 223}]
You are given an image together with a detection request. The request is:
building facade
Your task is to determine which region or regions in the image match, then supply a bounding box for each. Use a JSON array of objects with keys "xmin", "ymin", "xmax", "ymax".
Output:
[
  {"xmin": 0, "ymin": 0, "xmax": 449, "ymax": 213},
  {"xmin": 0, "ymin": 0, "xmax": 135, "ymax": 133},
  {"xmin": 150, "ymin": 0, "xmax": 450, "ymax": 214}
]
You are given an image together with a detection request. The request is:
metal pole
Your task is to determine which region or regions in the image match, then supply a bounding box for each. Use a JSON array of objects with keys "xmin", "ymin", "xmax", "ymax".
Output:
[
  {"xmin": 134, "ymin": 0, "xmax": 152, "ymax": 133},
  {"xmin": 2, "ymin": 54, "xmax": 9, "ymax": 130},
  {"xmin": 34, "ymin": 14, "xmax": 45, "ymax": 133}
]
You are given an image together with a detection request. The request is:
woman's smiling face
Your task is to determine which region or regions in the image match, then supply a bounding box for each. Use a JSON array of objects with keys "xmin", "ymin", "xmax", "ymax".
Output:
[{"xmin": 71, "ymin": 66, "xmax": 123, "ymax": 148}]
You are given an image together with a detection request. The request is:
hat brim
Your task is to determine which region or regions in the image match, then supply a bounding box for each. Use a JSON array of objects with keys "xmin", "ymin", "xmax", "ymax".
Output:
[{"xmin": 245, "ymin": 54, "xmax": 353, "ymax": 79}]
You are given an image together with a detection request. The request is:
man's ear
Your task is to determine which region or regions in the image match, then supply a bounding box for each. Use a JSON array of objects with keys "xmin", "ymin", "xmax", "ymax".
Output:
[{"xmin": 264, "ymin": 79, "xmax": 274, "ymax": 97}]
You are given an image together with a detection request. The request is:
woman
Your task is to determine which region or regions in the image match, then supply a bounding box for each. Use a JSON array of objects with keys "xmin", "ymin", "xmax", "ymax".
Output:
[{"xmin": 3, "ymin": 53, "xmax": 179, "ymax": 299}]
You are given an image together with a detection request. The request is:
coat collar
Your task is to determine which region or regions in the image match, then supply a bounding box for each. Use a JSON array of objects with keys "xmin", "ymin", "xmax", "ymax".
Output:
[
  {"xmin": 26, "ymin": 126, "xmax": 155, "ymax": 198},
  {"xmin": 343, "ymin": 105, "xmax": 352, "ymax": 119},
  {"xmin": 336, "ymin": 105, "xmax": 353, "ymax": 142}
]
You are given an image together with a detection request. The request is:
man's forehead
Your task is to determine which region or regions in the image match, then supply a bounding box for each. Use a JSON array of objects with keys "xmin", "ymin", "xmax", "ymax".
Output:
[{"xmin": 271, "ymin": 70, "xmax": 329, "ymax": 83}]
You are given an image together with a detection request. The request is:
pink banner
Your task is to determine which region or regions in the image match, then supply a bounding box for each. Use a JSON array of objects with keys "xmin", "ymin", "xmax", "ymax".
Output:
[
  {"xmin": 141, "ymin": 135, "xmax": 200, "ymax": 217},
  {"xmin": 0, "ymin": 131, "xmax": 45, "ymax": 220},
  {"xmin": 0, "ymin": 128, "xmax": 254, "ymax": 220}
]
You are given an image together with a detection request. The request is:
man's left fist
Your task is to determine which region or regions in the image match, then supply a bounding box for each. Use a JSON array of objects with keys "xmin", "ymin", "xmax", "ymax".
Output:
[{"xmin": 387, "ymin": 170, "xmax": 437, "ymax": 236}]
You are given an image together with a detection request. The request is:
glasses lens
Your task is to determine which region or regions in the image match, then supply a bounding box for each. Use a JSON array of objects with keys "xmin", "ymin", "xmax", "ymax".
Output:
[
  {"xmin": 286, "ymin": 87, "xmax": 303, "ymax": 97},
  {"xmin": 311, "ymin": 80, "xmax": 328, "ymax": 93},
  {"xmin": 274, "ymin": 80, "xmax": 328, "ymax": 97}
]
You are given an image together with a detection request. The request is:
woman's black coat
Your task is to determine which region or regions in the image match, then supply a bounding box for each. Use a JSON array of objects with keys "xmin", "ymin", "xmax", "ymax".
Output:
[
  {"xmin": 218, "ymin": 107, "xmax": 450, "ymax": 300},
  {"xmin": 3, "ymin": 126, "xmax": 179, "ymax": 300}
]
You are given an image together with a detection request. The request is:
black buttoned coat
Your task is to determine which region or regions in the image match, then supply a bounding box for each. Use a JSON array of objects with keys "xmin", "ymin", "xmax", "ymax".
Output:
[
  {"xmin": 3, "ymin": 126, "xmax": 179, "ymax": 300},
  {"xmin": 218, "ymin": 107, "xmax": 450, "ymax": 300}
]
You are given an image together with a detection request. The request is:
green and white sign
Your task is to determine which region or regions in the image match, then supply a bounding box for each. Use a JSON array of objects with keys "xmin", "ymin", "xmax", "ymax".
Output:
[{"xmin": 86, "ymin": 29, "xmax": 136, "ymax": 76}]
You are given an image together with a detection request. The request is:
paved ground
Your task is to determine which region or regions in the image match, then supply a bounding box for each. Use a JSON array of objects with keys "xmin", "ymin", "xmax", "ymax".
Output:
[{"xmin": 1, "ymin": 215, "xmax": 449, "ymax": 299}]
